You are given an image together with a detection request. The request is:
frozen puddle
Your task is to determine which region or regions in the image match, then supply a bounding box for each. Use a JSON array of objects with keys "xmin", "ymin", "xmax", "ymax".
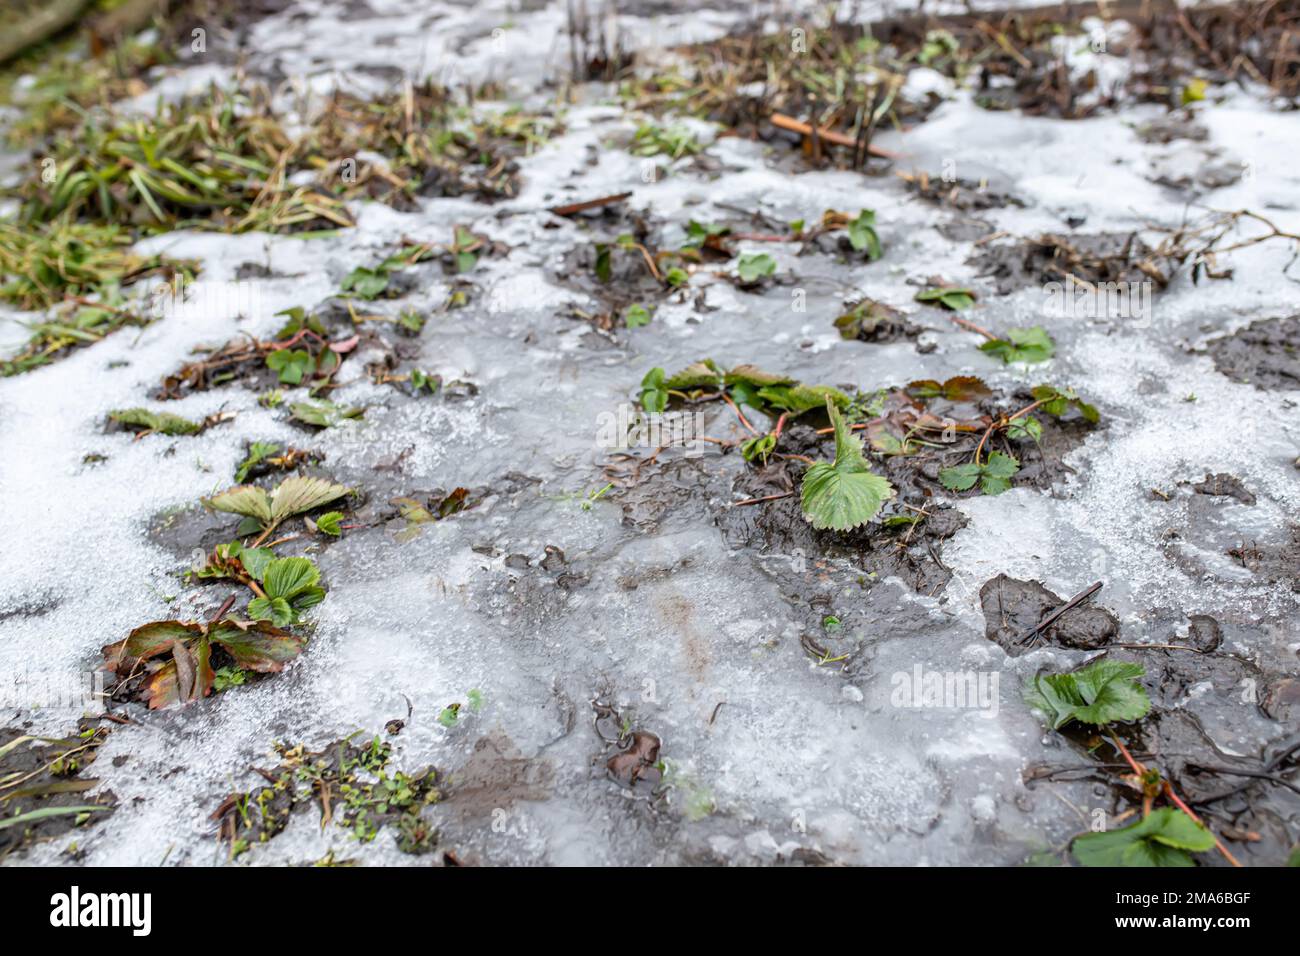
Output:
[{"xmin": 1, "ymin": 0, "xmax": 1297, "ymax": 866}]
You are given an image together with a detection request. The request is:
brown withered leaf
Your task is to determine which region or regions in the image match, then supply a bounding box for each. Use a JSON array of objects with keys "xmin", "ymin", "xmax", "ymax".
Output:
[{"xmin": 905, "ymin": 375, "xmax": 992, "ymax": 402}]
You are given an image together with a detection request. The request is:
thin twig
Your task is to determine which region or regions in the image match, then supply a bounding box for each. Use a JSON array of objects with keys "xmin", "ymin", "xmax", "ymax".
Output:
[
  {"xmin": 1016, "ymin": 581, "xmax": 1103, "ymax": 645},
  {"xmin": 547, "ymin": 192, "xmax": 632, "ymax": 216},
  {"xmin": 732, "ymin": 491, "xmax": 793, "ymax": 507}
]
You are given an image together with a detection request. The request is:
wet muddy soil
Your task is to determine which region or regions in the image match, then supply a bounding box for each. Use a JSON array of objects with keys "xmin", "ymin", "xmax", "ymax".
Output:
[{"xmin": 1208, "ymin": 315, "xmax": 1300, "ymax": 391}]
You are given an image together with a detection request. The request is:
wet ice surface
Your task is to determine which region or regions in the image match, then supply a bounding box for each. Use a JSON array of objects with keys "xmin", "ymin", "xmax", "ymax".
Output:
[{"xmin": 2, "ymin": 0, "xmax": 1298, "ymax": 866}]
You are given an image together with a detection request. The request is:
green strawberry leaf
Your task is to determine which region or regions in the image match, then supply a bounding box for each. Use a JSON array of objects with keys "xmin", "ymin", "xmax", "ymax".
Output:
[
  {"xmin": 1032, "ymin": 384, "xmax": 1100, "ymax": 423},
  {"xmin": 979, "ymin": 326, "xmax": 1055, "ymax": 364},
  {"xmin": 269, "ymin": 476, "xmax": 350, "ymax": 524},
  {"xmin": 341, "ymin": 266, "xmax": 389, "ymax": 300},
  {"xmin": 1025, "ymin": 659, "xmax": 1151, "ymax": 729},
  {"xmin": 1007, "ymin": 415, "xmax": 1043, "ymax": 442},
  {"xmin": 235, "ymin": 442, "xmax": 280, "ymax": 483},
  {"xmin": 980, "ymin": 451, "xmax": 1020, "ymax": 495},
  {"xmin": 737, "ymin": 252, "xmax": 776, "ymax": 283},
  {"xmin": 905, "ymin": 376, "xmax": 991, "ymax": 401},
  {"xmin": 640, "ymin": 366, "xmax": 667, "ymax": 413},
  {"xmin": 847, "ymin": 209, "xmax": 882, "ymax": 260},
  {"xmin": 666, "ymin": 359, "xmax": 724, "ymax": 390},
  {"xmin": 938, "ymin": 462, "xmax": 981, "ymax": 491},
  {"xmin": 1072, "ymin": 808, "xmax": 1215, "ymax": 867},
  {"xmin": 288, "ymin": 399, "xmax": 364, "ymax": 428},
  {"xmin": 108, "ymin": 408, "xmax": 202, "ymax": 436},
  {"xmin": 206, "ymin": 485, "xmax": 273, "ymax": 525},
  {"xmin": 233, "ymin": 543, "xmax": 276, "ymax": 582},
  {"xmin": 262, "ymin": 557, "xmax": 321, "ymax": 601},
  {"xmin": 624, "ymin": 304, "xmax": 651, "ymax": 328},
  {"xmin": 741, "ymin": 433, "xmax": 776, "ymax": 463},
  {"xmin": 265, "ymin": 348, "xmax": 316, "ymax": 385},
  {"xmin": 800, "ymin": 398, "xmax": 895, "ymax": 531},
  {"xmin": 247, "ymin": 595, "xmax": 293, "ymax": 628},
  {"xmin": 756, "ymin": 383, "xmax": 851, "ymax": 414},
  {"xmin": 113, "ymin": 620, "xmax": 202, "ymax": 665},
  {"xmin": 916, "ymin": 286, "xmax": 975, "ymax": 311},
  {"xmin": 315, "ymin": 511, "xmax": 344, "ymax": 536},
  {"xmin": 939, "ymin": 453, "xmax": 1019, "ymax": 496}
]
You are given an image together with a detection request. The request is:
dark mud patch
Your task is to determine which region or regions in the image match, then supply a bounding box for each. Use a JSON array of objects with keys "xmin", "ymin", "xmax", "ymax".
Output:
[
  {"xmin": 853, "ymin": 382, "xmax": 1098, "ymax": 499},
  {"xmin": 304, "ymin": 81, "xmax": 562, "ymax": 206},
  {"xmin": 0, "ymin": 722, "xmax": 115, "ymax": 861},
  {"xmin": 153, "ymin": 339, "xmax": 282, "ymax": 400},
  {"xmin": 1141, "ymin": 645, "xmax": 1266, "ymax": 719},
  {"xmin": 1149, "ymin": 151, "xmax": 1244, "ymax": 196},
  {"xmin": 902, "ymin": 173, "xmax": 1024, "ymax": 212},
  {"xmin": 549, "ymin": 206, "xmax": 679, "ymax": 330},
  {"xmin": 1024, "ymin": 603, "xmax": 1300, "ymax": 865},
  {"xmin": 936, "ymin": 217, "xmax": 998, "ymax": 243},
  {"xmin": 0, "ymin": 595, "xmax": 60, "ymax": 626},
  {"xmin": 1135, "ymin": 686, "xmax": 1300, "ymax": 867},
  {"xmin": 969, "ymin": 232, "xmax": 1177, "ymax": 295},
  {"xmin": 441, "ymin": 731, "xmax": 554, "ymax": 826},
  {"xmin": 147, "ymin": 503, "xmax": 244, "ymax": 564},
  {"xmin": 979, "ymin": 575, "xmax": 1118, "ymax": 657},
  {"xmin": 167, "ymin": 0, "xmax": 298, "ymax": 71},
  {"xmin": 1226, "ymin": 526, "xmax": 1300, "ymax": 592},
  {"xmin": 618, "ymin": 379, "xmax": 1095, "ymax": 598},
  {"xmin": 968, "ymin": 39, "xmax": 1114, "ymax": 118},
  {"xmin": 1207, "ymin": 314, "xmax": 1300, "ymax": 391},
  {"xmin": 234, "ymin": 261, "xmax": 297, "ymax": 280},
  {"xmin": 629, "ymin": 26, "xmax": 939, "ymax": 174},
  {"xmin": 210, "ymin": 732, "xmax": 445, "ymax": 859},
  {"xmin": 1026, "ymin": 692, "xmax": 1298, "ymax": 865},
  {"xmin": 1262, "ymin": 679, "xmax": 1300, "ymax": 723},
  {"xmin": 591, "ymin": 697, "xmax": 721, "ymax": 828},
  {"xmin": 1159, "ymin": 512, "xmax": 1300, "ymax": 591},
  {"xmin": 717, "ymin": 456, "xmax": 967, "ymax": 598},
  {"xmin": 1178, "ymin": 736, "xmax": 1300, "ymax": 865},
  {"xmin": 466, "ymin": 541, "xmax": 592, "ymax": 630},
  {"xmin": 801, "ymin": 228, "xmax": 898, "ymax": 266},
  {"xmin": 1183, "ymin": 614, "xmax": 1226, "ymax": 653},
  {"xmin": 152, "ymin": 313, "xmax": 367, "ymax": 401},
  {"xmin": 875, "ymin": 1, "xmax": 1300, "ymax": 113},
  {"xmin": 1135, "ymin": 113, "xmax": 1209, "ymax": 145},
  {"xmin": 1191, "ymin": 472, "xmax": 1256, "ymax": 506},
  {"xmin": 151, "ymin": 289, "xmax": 456, "ymax": 403},
  {"xmin": 232, "ymin": 442, "xmax": 324, "ymax": 486},
  {"xmin": 453, "ymin": 480, "xmax": 636, "ymax": 625},
  {"xmin": 833, "ymin": 298, "xmax": 921, "ymax": 344},
  {"xmin": 865, "ymin": 10, "xmax": 1118, "ymax": 119},
  {"xmin": 606, "ymin": 453, "xmax": 717, "ymax": 533}
]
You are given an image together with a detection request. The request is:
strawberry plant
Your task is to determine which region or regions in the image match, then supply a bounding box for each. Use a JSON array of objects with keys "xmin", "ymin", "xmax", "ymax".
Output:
[
  {"xmin": 103, "ymin": 618, "xmax": 304, "ymax": 709},
  {"xmin": 206, "ymin": 475, "xmax": 350, "ymax": 542},
  {"xmin": 800, "ymin": 398, "xmax": 895, "ymax": 531},
  {"xmin": 1025, "ymin": 660, "xmax": 1235, "ymax": 868},
  {"xmin": 939, "ymin": 451, "xmax": 1020, "ymax": 496}
]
